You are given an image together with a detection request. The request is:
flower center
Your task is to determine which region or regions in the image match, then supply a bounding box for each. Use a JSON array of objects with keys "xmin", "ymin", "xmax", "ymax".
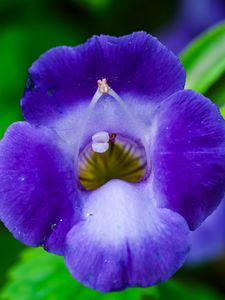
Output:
[
  {"xmin": 78, "ymin": 132, "xmax": 147, "ymax": 190},
  {"xmin": 76, "ymin": 78, "xmax": 149, "ymax": 190}
]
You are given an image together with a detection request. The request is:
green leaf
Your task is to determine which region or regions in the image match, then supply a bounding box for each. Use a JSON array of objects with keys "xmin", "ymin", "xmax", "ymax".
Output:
[
  {"xmin": 0, "ymin": 248, "xmax": 158, "ymax": 300},
  {"xmin": 1, "ymin": 247, "xmax": 222, "ymax": 300},
  {"xmin": 0, "ymin": 248, "xmax": 79, "ymax": 300},
  {"xmin": 180, "ymin": 21, "xmax": 225, "ymax": 97},
  {"xmin": 220, "ymin": 104, "xmax": 225, "ymax": 118}
]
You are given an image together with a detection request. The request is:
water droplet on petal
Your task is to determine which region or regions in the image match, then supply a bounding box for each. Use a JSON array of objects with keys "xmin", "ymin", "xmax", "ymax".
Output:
[
  {"xmin": 51, "ymin": 223, "xmax": 56, "ymax": 230},
  {"xmin": 87, "ymin": 213, "xmax": 93, "ymax": 217},
  {"xmin": 19, "ymin": 176, "xmax": 26, "ymax": 182}
]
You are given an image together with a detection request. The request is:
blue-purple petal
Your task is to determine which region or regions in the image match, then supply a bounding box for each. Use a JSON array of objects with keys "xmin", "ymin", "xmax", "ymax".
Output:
[
  {"xmin": 22, "ymin": 32, "xmax": 185, "ymax": 125},
  {"xmin": 65, "ymin": 180, "xmax": 190, "ymax": 292},
  {"xmin": 187, "ymin": 199, "xmax": 225, "ymax": 263},
  {"xmin": 159, "ymin": 0, "xmax": 225, "ymax": 53},
  {"xmin": 151, "ymin": 90, "xmax": 225, "ymax": 229},
  {"xmin": 0, "ymin": 122, "xmax": 80, "ymax": 254}
]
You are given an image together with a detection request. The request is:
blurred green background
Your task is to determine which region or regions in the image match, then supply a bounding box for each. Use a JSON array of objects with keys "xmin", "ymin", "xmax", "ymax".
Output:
[{"xmin": 0, "ymin": 0, "xmax": 225, "ymax": 299}]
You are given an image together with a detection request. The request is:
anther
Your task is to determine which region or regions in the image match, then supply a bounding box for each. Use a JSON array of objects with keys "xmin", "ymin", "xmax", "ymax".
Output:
[
  {"xmin": 92, "ymin": 142, "xmax": 109, "ymax": 153},
  {"xmin": 92, "ymin": 131, "xmax": 110, "ymax": 153},
  {"xmin": 97, "ymin": 78, "xmax": 110, "ymax": 94},
  {"xmin": 92, "ymin": 131, "xmax": 109, "ymax": 143}
]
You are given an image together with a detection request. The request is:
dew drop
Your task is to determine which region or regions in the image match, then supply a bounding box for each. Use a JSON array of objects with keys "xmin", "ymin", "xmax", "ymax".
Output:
[
  {"xmin": 87, "ymin": 213, "xmax": 93, "ymax": 217},
  {"xmin": 19, "ymin": 176, "xmax": 26, "ymax": 182},
  {"xmin": 51, "ymin": 223, "xmax": 56, "ymax": 230}
]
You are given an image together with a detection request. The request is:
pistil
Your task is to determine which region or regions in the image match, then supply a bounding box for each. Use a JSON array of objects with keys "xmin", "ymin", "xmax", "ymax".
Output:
[{"xmin": 75, "ymin": 78, "xmax": 150, "ymax": 186}]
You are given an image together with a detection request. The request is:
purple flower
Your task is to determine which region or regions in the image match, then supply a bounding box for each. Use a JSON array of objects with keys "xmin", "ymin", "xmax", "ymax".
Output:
[
  {"xmin": 1, "ymin": 32, "xmax": 225, "ymax": 292},
  {"xmin": 159, "ymin": 0, "xmax": 225, "ymax": 53},
  {"xmin": 187, "ymin": 199, "xmax": 225, "ymax": 264}
]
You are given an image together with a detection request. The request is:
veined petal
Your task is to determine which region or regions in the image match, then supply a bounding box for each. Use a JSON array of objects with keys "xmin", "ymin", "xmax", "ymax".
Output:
[
  {"xmin": 22, "ymin": 31, "xmax": 185, "ymax": 125},
  {"xmin": 151, "ymin": 90, "xmax": 225, "ymax": 229},
  {"xmin": 65, "ymin": 180, "xmax": 190, "ymax": 292},
  {"xmin": 0, "ymin": 122, "xmax": 80, "ymax": 254}
]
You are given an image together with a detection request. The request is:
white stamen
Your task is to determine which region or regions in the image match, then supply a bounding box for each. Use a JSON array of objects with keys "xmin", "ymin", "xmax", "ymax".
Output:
[
  {"xmin": 74, "ymin": 80, "xmax": 109, "ymax": 174},
  {"xmin": 75, "ymin": 78, "xmax": 150, "ymax": 180},
  {"xmin": 89, "ymin": 89, "xmax": 103, "ymax": 109},
  {"xmin": 107, "ymin": 88, "xmax": 150, "ymax": 169},
  {"xmin": 92, "ymin": 142, "xmax": 109, "ymax": 153},
  {"xmin": 92, "ymin": 131, "xmax": 110, "ymax": 143}
]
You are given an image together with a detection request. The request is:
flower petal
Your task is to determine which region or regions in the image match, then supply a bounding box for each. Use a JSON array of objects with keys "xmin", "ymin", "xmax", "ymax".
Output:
[
  {"xmin": 65, "ymin": 180, "xmax": 190, "ymax": 292},
  {"xmin": 22, "ymin": 31, "xmax": 185, "ymax": 125},
  {"xmin": 151, "ymin": 90, "xmax": 225, "ymax": 229},
  {"xmin": 187, "ymin": 199, "xmax": 225, "ymax": 263},
  {"xmin": 0, "ymin": 122, "xmax": 79, "ymax": 254}
]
